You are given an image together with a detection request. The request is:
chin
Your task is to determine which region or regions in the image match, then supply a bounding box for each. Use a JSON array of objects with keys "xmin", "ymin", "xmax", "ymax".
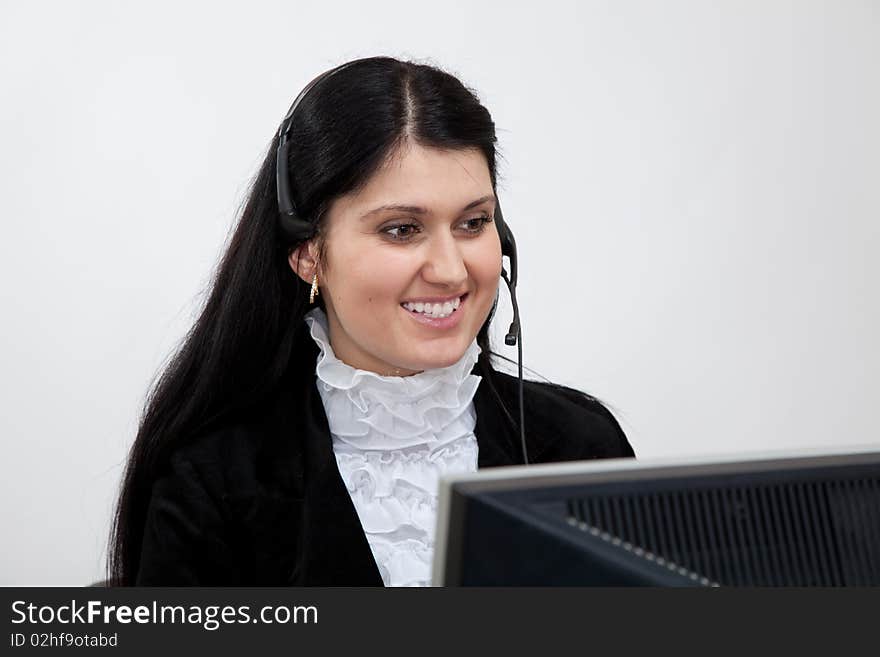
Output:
[{"xmin": 408, "ymin": 341, "xmax": 471, "ymax": 371}]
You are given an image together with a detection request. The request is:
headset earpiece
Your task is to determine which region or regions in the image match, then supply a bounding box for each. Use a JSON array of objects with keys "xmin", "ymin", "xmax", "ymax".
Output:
[{"xmin": 493, "ymin": 198, "xmax": 517, "ymax": 289}]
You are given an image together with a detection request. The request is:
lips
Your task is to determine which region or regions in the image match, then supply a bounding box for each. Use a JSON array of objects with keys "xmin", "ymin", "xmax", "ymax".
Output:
[
  {"xmin": 400, "ymin": 293, "xmax": 468, "ymax": 329},
  {"xmin": 400, "ymin": 293, "xmax": 468, "ymax": 306},
  {"xmin": 399, "ymin": 293, "xmax": 468, "ymax": 313}
]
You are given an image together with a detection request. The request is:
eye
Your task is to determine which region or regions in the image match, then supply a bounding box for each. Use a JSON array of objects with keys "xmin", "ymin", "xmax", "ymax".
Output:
[
  {"xmin": 461, "ymin": 215, "xmax": 493, "ymax": 233},
  {"xmin": 382, "ymin": 223, "xmax": 421, "ymax": 241}
]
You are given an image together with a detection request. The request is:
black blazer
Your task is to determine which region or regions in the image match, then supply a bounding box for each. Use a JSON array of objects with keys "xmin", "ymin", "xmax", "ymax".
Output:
[{"xmin": 136, "ymin": 337, "xmax": 635, "ymax": 585}]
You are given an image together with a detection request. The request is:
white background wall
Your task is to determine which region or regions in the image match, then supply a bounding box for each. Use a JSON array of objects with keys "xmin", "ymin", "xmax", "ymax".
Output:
[{"xmin": 1, "ymin": 0, "xmax": 877, "ymax": 585}]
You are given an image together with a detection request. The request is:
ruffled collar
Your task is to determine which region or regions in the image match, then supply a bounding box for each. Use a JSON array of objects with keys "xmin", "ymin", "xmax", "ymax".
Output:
[
  {"xmin": 304, "ymin": 306, "xmax": 481, "ymax": 399},
  {"xmin": 303, "ymin": 307, "xmax": 482, "ymax": 443}
]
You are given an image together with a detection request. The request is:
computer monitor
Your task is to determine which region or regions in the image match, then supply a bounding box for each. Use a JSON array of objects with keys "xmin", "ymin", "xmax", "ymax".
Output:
[{"xmin": 432, "ymin": 447, "xmax": 880, "ymax": 586}]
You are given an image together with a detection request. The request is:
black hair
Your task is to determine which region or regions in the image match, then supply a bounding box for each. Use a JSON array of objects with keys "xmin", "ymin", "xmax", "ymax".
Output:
[{"xmin": 107, "ymin": 55, "xmax": 527, "ymax": 585}]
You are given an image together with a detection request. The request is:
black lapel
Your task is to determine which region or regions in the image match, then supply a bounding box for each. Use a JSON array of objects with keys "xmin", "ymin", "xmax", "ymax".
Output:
[
  {"xmin": 472, "ymin": 362, "xmax": 525, "ymax": 468},
  {"xmin": 287, "ymin": 335, "xmax": 384, "ymax": 586}
]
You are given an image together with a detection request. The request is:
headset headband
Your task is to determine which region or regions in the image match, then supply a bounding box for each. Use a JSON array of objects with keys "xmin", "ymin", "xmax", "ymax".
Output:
[{"xmin": 276, "ymin": 61, "xmax": 366, "ymax": 240}]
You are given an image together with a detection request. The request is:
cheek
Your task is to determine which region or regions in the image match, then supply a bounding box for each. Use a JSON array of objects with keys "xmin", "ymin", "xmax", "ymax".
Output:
[
  {"xmin": 470, "ymin": 240, "xmax": 504, "ymax": 282},
  {"xmin": 333, "ymin": 250, "xmax": 414, "ymax": 304}
]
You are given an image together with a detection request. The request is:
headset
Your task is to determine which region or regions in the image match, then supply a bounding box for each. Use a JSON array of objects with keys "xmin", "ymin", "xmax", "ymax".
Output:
[{"xmin": 275, "ymin": 60, "xmax": 529, "ymax": 465}]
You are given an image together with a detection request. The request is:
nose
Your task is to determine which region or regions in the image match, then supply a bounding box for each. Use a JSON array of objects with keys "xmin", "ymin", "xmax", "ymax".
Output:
[{"xmin": 421, "ymin": 231, "xmax": 468, "ymax": 289}]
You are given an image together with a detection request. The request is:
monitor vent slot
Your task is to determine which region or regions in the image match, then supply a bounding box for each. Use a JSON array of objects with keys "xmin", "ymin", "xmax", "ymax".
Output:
[{"xmin": 565, "ymin": 476, "xmax": 880, "ymax": 586}]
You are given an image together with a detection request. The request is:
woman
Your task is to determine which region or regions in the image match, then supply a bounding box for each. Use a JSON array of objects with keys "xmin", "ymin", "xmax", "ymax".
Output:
[{"xmin": 109, "ymin": 56, "xmax": 635, "ymax": 587}]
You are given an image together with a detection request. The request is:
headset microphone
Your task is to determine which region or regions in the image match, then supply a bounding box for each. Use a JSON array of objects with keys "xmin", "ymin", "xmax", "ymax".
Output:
[{"xmin": 494, "ymin": 200, "xmax": 527, "ymax": 465}]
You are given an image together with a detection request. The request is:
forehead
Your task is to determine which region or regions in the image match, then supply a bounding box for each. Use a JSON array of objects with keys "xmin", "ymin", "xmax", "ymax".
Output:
[{"xmin": 332, "ymin": 142, "xmax": 493, "ymax": 219}]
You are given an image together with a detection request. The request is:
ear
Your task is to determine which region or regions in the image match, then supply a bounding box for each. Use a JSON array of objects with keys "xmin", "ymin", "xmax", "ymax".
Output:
[{"xmin": 287, "ymin": 240, "xmax": 319, "ymax": 286}]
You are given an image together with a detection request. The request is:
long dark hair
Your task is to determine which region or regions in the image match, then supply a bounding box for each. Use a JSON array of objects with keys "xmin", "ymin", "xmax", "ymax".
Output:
[{"xmin": 108, "ymin": 56, "xmax": 527, "ymax": 585}]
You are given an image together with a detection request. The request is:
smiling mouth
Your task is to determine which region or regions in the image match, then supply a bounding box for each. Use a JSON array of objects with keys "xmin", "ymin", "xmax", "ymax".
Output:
[{"xmin": 400, "ymin": 293, "xmax": 468, "ymax": 319}]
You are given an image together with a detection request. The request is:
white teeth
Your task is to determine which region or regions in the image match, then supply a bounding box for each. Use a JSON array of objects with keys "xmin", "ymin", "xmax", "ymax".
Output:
[{"xmin": 402, "ymin": 296, "xmax": 463, "ymax": 318}]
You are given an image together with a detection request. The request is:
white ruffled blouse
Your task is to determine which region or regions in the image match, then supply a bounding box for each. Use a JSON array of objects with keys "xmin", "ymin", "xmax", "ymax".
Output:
[{"xmin": 303, "ymin": 307, "xmax": 482, "ymax": 586}]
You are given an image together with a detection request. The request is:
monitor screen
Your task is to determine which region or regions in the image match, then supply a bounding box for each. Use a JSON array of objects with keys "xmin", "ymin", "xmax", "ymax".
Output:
[{"xmin": 432, "ymin": 447, "xmax": 880, "ymax": 586}]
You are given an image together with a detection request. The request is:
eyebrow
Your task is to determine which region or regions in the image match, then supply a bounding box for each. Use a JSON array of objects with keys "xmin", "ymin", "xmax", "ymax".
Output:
[{"xmin": 359, "ymin": 194, "xmax": 496, "ymax": 220}]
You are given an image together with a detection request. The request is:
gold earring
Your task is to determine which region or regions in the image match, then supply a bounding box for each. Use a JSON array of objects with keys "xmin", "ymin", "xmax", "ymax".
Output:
[{"xmin": 309, "ymin": 273, "xmax": 320, "ymax": 304}]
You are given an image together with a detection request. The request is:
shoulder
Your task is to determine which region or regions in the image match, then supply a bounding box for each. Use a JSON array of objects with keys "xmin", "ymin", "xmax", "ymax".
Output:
[
  {"xmin": 166, "ymin": 360, "xmax": 319, "ymax": 498},
  {"xmin": 157, "ymin": 408, "xmax": 305, "ymax": 500},
  {"xmin": 488, "ymin": 368, "xmax": 636, "ymax": 461}
]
